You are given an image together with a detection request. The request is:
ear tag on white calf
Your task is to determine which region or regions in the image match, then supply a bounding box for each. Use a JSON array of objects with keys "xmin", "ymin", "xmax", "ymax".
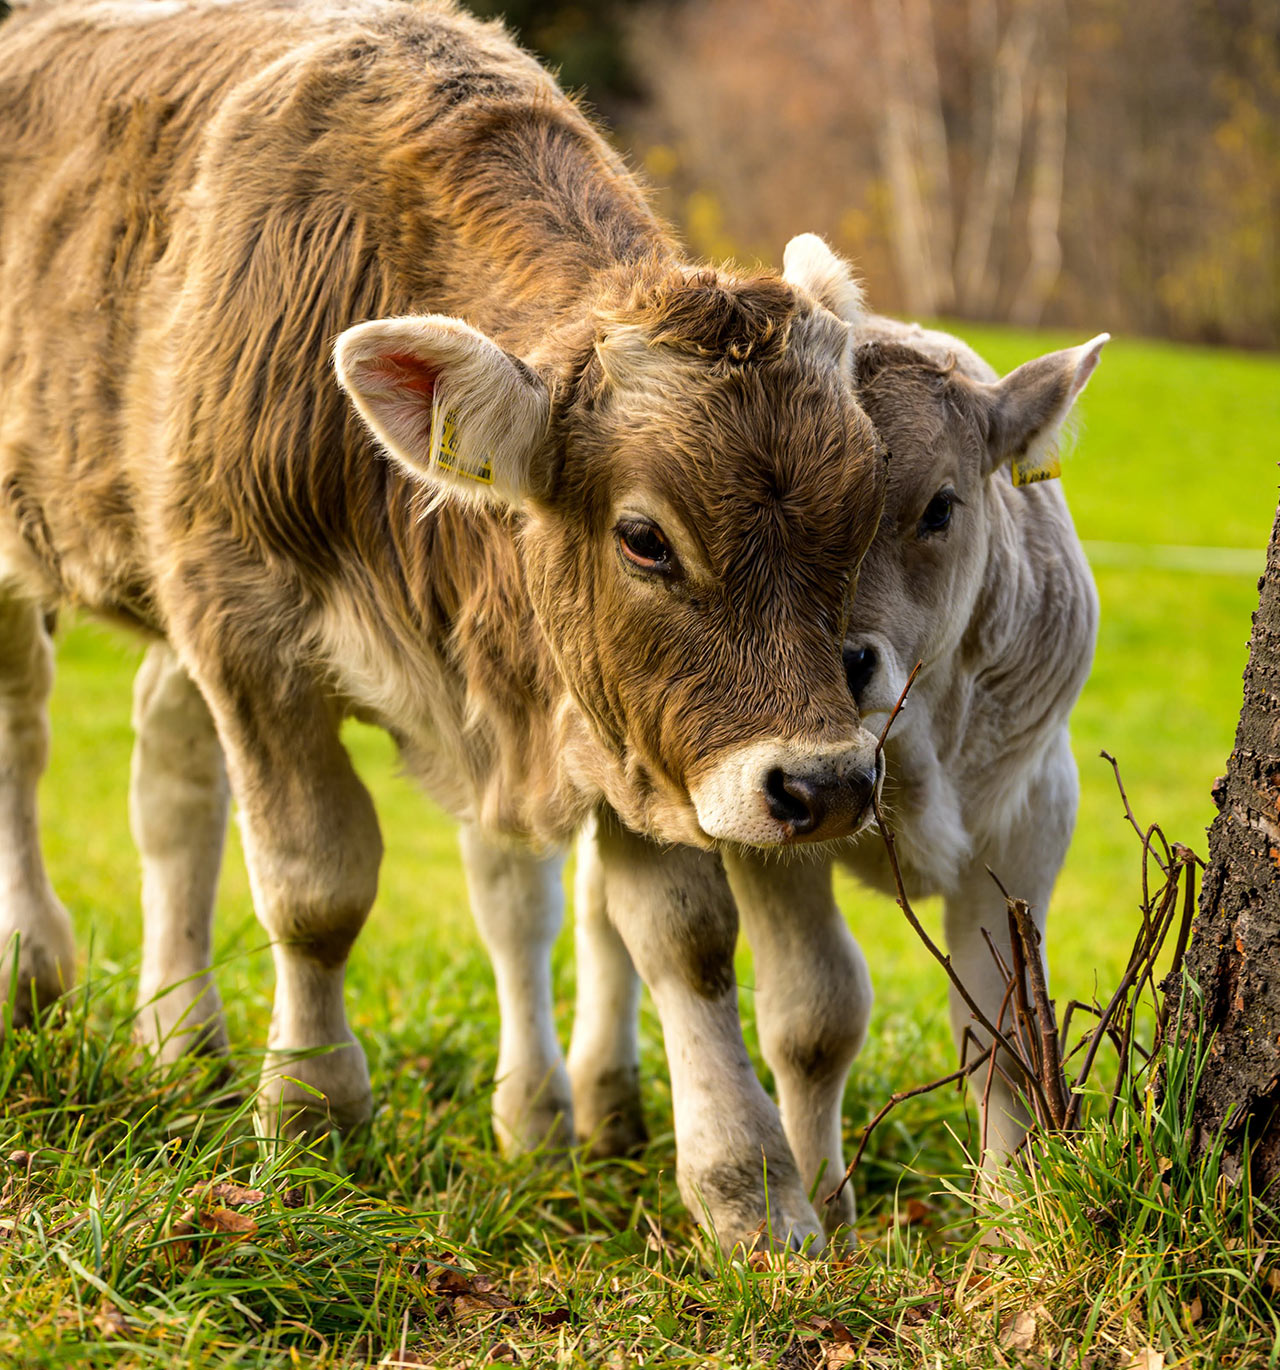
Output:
[
  {"xmin": 435, "ymin": 409, "xmax": 494, "ymax": 484},
  {"xmin": 1011, "ymin": 453, "xmax": 1061, "ymax": 487}
]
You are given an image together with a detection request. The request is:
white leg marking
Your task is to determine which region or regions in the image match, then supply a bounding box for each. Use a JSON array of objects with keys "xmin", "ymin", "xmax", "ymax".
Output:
[
  {"xmin": 0, "ymin": 587, "xmax": 74, "ymax": 1025},
  {"xmin": 566, "ymin": 818, "xmax": 646, "ymax": 1155},
  {"xmin": 130, "ymin": 643, "xmax": 230, "ymax": 1059},
  {"xmin": 598, "ymin": 822, "xmax": 823, "ymax": 1253},
  {"xmin": 725, "ymin": 851, "xmax": 871, "ymax": 1239},
  {"xmin": 459, "ymin": 822, "xmax": 572, "ymax": 1153}
]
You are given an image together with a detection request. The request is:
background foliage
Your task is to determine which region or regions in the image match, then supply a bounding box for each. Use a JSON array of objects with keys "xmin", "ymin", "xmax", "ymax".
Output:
[{"xmin": 486, "ymin": 0, "xmax": 1280, "ymax": 349}]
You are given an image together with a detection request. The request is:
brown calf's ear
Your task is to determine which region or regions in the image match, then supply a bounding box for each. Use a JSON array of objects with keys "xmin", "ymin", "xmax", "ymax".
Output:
[
  {"xmin": 334, "ymin": 316, "xmax": 550, "ymax": 508},
  {"xmin": 977, "ymin": 333, "xmax": 1109, "ymax": 477},
  {"xmin": 782, "ymin": 233, "xmax": 867, "ymax": 325}
]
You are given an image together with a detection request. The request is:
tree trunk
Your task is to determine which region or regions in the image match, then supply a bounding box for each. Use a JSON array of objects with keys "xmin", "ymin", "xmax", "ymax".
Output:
[
  {"xmin": 1009, "ymin": 0, "xmax": 1067, "ymax": 326},
  {"xmin": 870, "ymin": 0, "xmax": 944, "ymax": 316},
  {"xmin": 1180, "ymin": 496, "xmax": 1280, "ymax": 1185}
]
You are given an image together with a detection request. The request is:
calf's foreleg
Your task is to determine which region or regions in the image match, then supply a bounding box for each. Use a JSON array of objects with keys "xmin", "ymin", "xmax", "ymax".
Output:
[
  {"xmin": 724, "ymin": 851, "xmax": 871, "ymax": 1238},
  {"xmin": 597, "ymin": 821, "xmax": 824, "ymax": 1252},
  {"xmin": 185, "ymin": 642, "xmax": 380, "ymax": 1136},
  {"xmin": 943, "ymin": 737, "xmax": 1076, "ymax": 1172},
  {"xmin": 566, "ymin": 819, "xmax": 647, "ymax": 1156}
]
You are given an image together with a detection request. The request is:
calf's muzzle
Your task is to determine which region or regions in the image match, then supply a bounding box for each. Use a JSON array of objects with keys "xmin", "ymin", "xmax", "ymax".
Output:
[{"xmin": 690, "ymin": 735, "xmax": 883, "ymax": 847}]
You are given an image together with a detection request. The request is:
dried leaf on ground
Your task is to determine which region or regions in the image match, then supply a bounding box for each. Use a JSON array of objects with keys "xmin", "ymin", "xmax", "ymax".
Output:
[
  {"xmin": 197, "ymin": 1182, "xmax": 265, "ymax": 1207},
  {"xmin": 799, "ymin": 1314, "xmax": 855, "ymax": 1344},
  {"xmin": 902, "ymin": 1198, "xmax": 934, "ymax": 1226},
  {"xmin": 92, "ymin": 1302, "xmax": 129, "ymax": 1338},
  {"xmin": 169, "ymin": 1201, "xmax": 259, "ymax": 1261},
  {"xmin": 999, "ymin": 1309, "xmax": 1038, "ymax": 1351},
  {"xmin": 1125, "ymin": 1350, "xmax": 1165, "ymax": 1370}
]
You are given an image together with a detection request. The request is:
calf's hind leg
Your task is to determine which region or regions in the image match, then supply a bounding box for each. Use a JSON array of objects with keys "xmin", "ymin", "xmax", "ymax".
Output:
[
  {"xmin": 566, "ymin": 819, "xmax": 647, "ymax": 1157},
  {"xmin": 185, "ymin": 646, "xmax": 381, "ymax": 1136},
  {"xmin": 131, "ymin": 643, "xmax": 230, "ymax": 1060},
  {"xmin": 459, "ymin": 823, "xmax": 573, "ymax": 1152},
  {"xmin": 0, "ymin": 583, "xmax": 75, "ymax": 1025}
]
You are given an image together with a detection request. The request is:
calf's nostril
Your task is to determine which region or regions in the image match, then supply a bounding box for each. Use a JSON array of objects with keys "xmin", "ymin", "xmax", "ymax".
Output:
[
  {"xmin": 842, "ymin": 644, "xmax": 877, "ymax": 704},
  {"xmin": 764, "ymin": 768, "xmax": 825, "ymax": 835}
]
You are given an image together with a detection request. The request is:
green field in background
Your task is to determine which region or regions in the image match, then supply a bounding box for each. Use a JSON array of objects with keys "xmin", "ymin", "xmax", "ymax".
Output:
[{"xmin": 32, "ymin": 323, "xmax": 1280, "ymax": 1176}]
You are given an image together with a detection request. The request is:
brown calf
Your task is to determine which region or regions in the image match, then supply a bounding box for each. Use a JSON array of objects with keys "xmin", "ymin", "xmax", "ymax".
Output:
[{"xmin": 0, "ymin": 0, "xmax": 882, "ymax": 1247}]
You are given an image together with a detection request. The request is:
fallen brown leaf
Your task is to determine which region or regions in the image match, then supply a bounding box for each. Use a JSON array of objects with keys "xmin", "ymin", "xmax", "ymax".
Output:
[
  {"xmin": 488, "ymin": 1344, "xmax": 516, "ymax": 1364},
  {"xmin": 201, "ymin": 1182, "xmax": 265, "ymax": 1207},
  {"xmin": 902, "ymin": 1198, "xmax": 934, "ymax": 1227},
  {"xmin": 800, "ymin": 1314, "xmax": 855, "ymax": 1344},
  {"xmin": 199, "ymin": 1205, "xmax": 258, "ymax": 1238},
  {"xmin": 1125, "ymin": 1350, "xmax": 1165, "ymax": 1370},
  {"xmin": 526, "ymin": 1306, "xmax": 574, "ymax": 1330},
  {"xmin": 92, "ymin": 1302, "xmax": 129, "ymax": 1339},
  {"xmin": 999, "ymin": 1309, "xmax": 1037, "ymax": 1352},
  {"xmin": 824, "ymin": 1346, "xmax": 861, "ymax": 1366}
]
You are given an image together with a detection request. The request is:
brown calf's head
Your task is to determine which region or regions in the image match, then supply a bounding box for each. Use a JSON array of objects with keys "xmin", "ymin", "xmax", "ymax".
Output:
[
  {"xmin": 839, "ymin": 325, "xmax": 1108, "ymax": 725},
  {"xmin": 335, "ymin": 240, "xmax": 886, "ymax": 848}
]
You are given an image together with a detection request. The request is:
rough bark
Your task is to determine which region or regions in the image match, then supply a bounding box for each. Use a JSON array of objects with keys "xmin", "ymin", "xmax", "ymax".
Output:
[{"xmin": 1181, "ymin": 496, "xmax": 1280, "ymax": 1186}]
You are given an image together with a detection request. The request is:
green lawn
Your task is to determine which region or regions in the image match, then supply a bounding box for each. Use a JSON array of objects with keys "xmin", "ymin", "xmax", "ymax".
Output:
[{"xmin": 4, "ymin": 325, "xmax": 1278, "ymax": 1366}]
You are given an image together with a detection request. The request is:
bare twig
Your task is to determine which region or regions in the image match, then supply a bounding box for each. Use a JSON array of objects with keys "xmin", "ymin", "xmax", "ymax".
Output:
[
  {"xmin": 876, "ymin": 661, "xmax": 924, "ymax": 754},
  {"xmin": 872, "ymin": 789, "xmax": 1051, "ymax": 1122},
  {"xmin": 825, "ymin": 1045, "xmax": 997, "ymax": 1207}
]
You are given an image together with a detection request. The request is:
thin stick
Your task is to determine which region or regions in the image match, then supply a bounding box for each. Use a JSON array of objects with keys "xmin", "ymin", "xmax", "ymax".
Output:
[
  {"xmin": 825, "ymin": 1046, "xmax": 997, "ymax": 1206},
  {"xmin": 1101, "ymin": 750, "xmax": 1170, "ymax": 877},
  {"xmin": 876, "ymin": 661, "xmax": 924, "ymax": 754},
  {"xmin": 872, "ymin": 790, "xmax": 1050, "ymax": 1122},
  {"xmin": 1010, "ymin": 898, "xmax": 1069, "ymax": 1129}
]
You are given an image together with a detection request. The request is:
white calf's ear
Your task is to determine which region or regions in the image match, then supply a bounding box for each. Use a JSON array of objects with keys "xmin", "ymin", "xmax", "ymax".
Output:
[
  {"xmin": 980, "ymin": 333, "xmax": 1110, "ymax": 480},
  {"xmin": 782, "ymin": 233, "xmax": 867, "ymax": 324},
  {"xmin": 334, "ymin": 316, "xmax": 550, "ymax": 508}
]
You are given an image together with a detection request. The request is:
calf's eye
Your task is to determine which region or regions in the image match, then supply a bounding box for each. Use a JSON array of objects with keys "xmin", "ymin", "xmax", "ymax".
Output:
[
  {"xmin": 918, "ymin": 489, "xmax": 955, "ymax": 536},
  {"xmin": 616, "ymin": 518, "xmax": 675, "ymax": 574}
]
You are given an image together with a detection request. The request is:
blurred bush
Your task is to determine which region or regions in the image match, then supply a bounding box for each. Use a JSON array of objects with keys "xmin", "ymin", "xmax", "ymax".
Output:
[{"xmin": 476, "ymin": 0, "xmax": 1280, "ymax": 349}]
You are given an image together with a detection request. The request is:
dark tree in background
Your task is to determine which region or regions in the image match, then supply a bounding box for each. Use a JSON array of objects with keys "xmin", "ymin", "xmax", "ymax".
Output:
[
  {"xmin": 465, "ymin": 0, "xmax": 644, "ymax": 118},
  {"xmin": 1181, "ymin": 495, "xmax": 1280, "ymax": 1186}
]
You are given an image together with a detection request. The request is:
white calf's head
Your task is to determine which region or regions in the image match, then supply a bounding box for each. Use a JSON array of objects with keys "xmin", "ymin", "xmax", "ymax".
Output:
[{"xmin": 840, "ymin": 328, "xmax": 1107, "ymax": 726}]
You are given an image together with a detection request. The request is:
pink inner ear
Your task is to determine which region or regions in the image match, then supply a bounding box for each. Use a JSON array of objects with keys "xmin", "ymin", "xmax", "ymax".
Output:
[{"xmin": 371, "ymin": 351, "xmax": 440, "ymax": 399}]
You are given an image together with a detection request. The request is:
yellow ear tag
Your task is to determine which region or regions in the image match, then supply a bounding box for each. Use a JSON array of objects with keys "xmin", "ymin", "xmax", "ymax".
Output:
[
  {"xmin": 1011, "ymin": 453, "xmax": 1061, "ymax": 488},
  {"xmin": 436, "ymin": 409, "xmax": 494, "ymax": 484}
]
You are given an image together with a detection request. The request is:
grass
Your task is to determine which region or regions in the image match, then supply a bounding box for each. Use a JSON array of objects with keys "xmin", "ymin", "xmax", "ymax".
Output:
[{"xmin": 3, "ymin": 324, "xmax": 1279, "ymax": 1365}]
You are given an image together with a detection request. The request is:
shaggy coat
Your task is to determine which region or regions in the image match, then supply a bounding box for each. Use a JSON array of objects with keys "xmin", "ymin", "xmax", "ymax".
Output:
[{"xmin": 0, "ymin": 0, "xmax": 883, "ymax": 850}]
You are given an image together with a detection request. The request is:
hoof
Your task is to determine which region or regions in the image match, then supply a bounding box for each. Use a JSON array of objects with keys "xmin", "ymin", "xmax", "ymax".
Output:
[
  {"xmin": 679, "ymin": 1153, "xmax": 825, "ymax": 1256},
  {"xmin": 256, "ymin": 1043, "xmax": 373, "ymax": 1141},
  {"xmin": 492, "ymin": 1065, "xmax": 575, "ymax": 1156},
  {"xmin": 570, "ymin": 1064, "xmax": 647, "ymax": 1158},
  {"xmin": 579, "ymin": 1100, "xmax": 648, "ymax": 1160},
  {"xmin": 1, "ymin": 911, "xmax": 75, "ymax": 1031}
]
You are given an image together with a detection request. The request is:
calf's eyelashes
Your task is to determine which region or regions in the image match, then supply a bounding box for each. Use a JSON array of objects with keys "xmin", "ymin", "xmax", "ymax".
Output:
[{"xmin": 615, "ymin": 518, "xmax": 677, "ymax": 576}]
